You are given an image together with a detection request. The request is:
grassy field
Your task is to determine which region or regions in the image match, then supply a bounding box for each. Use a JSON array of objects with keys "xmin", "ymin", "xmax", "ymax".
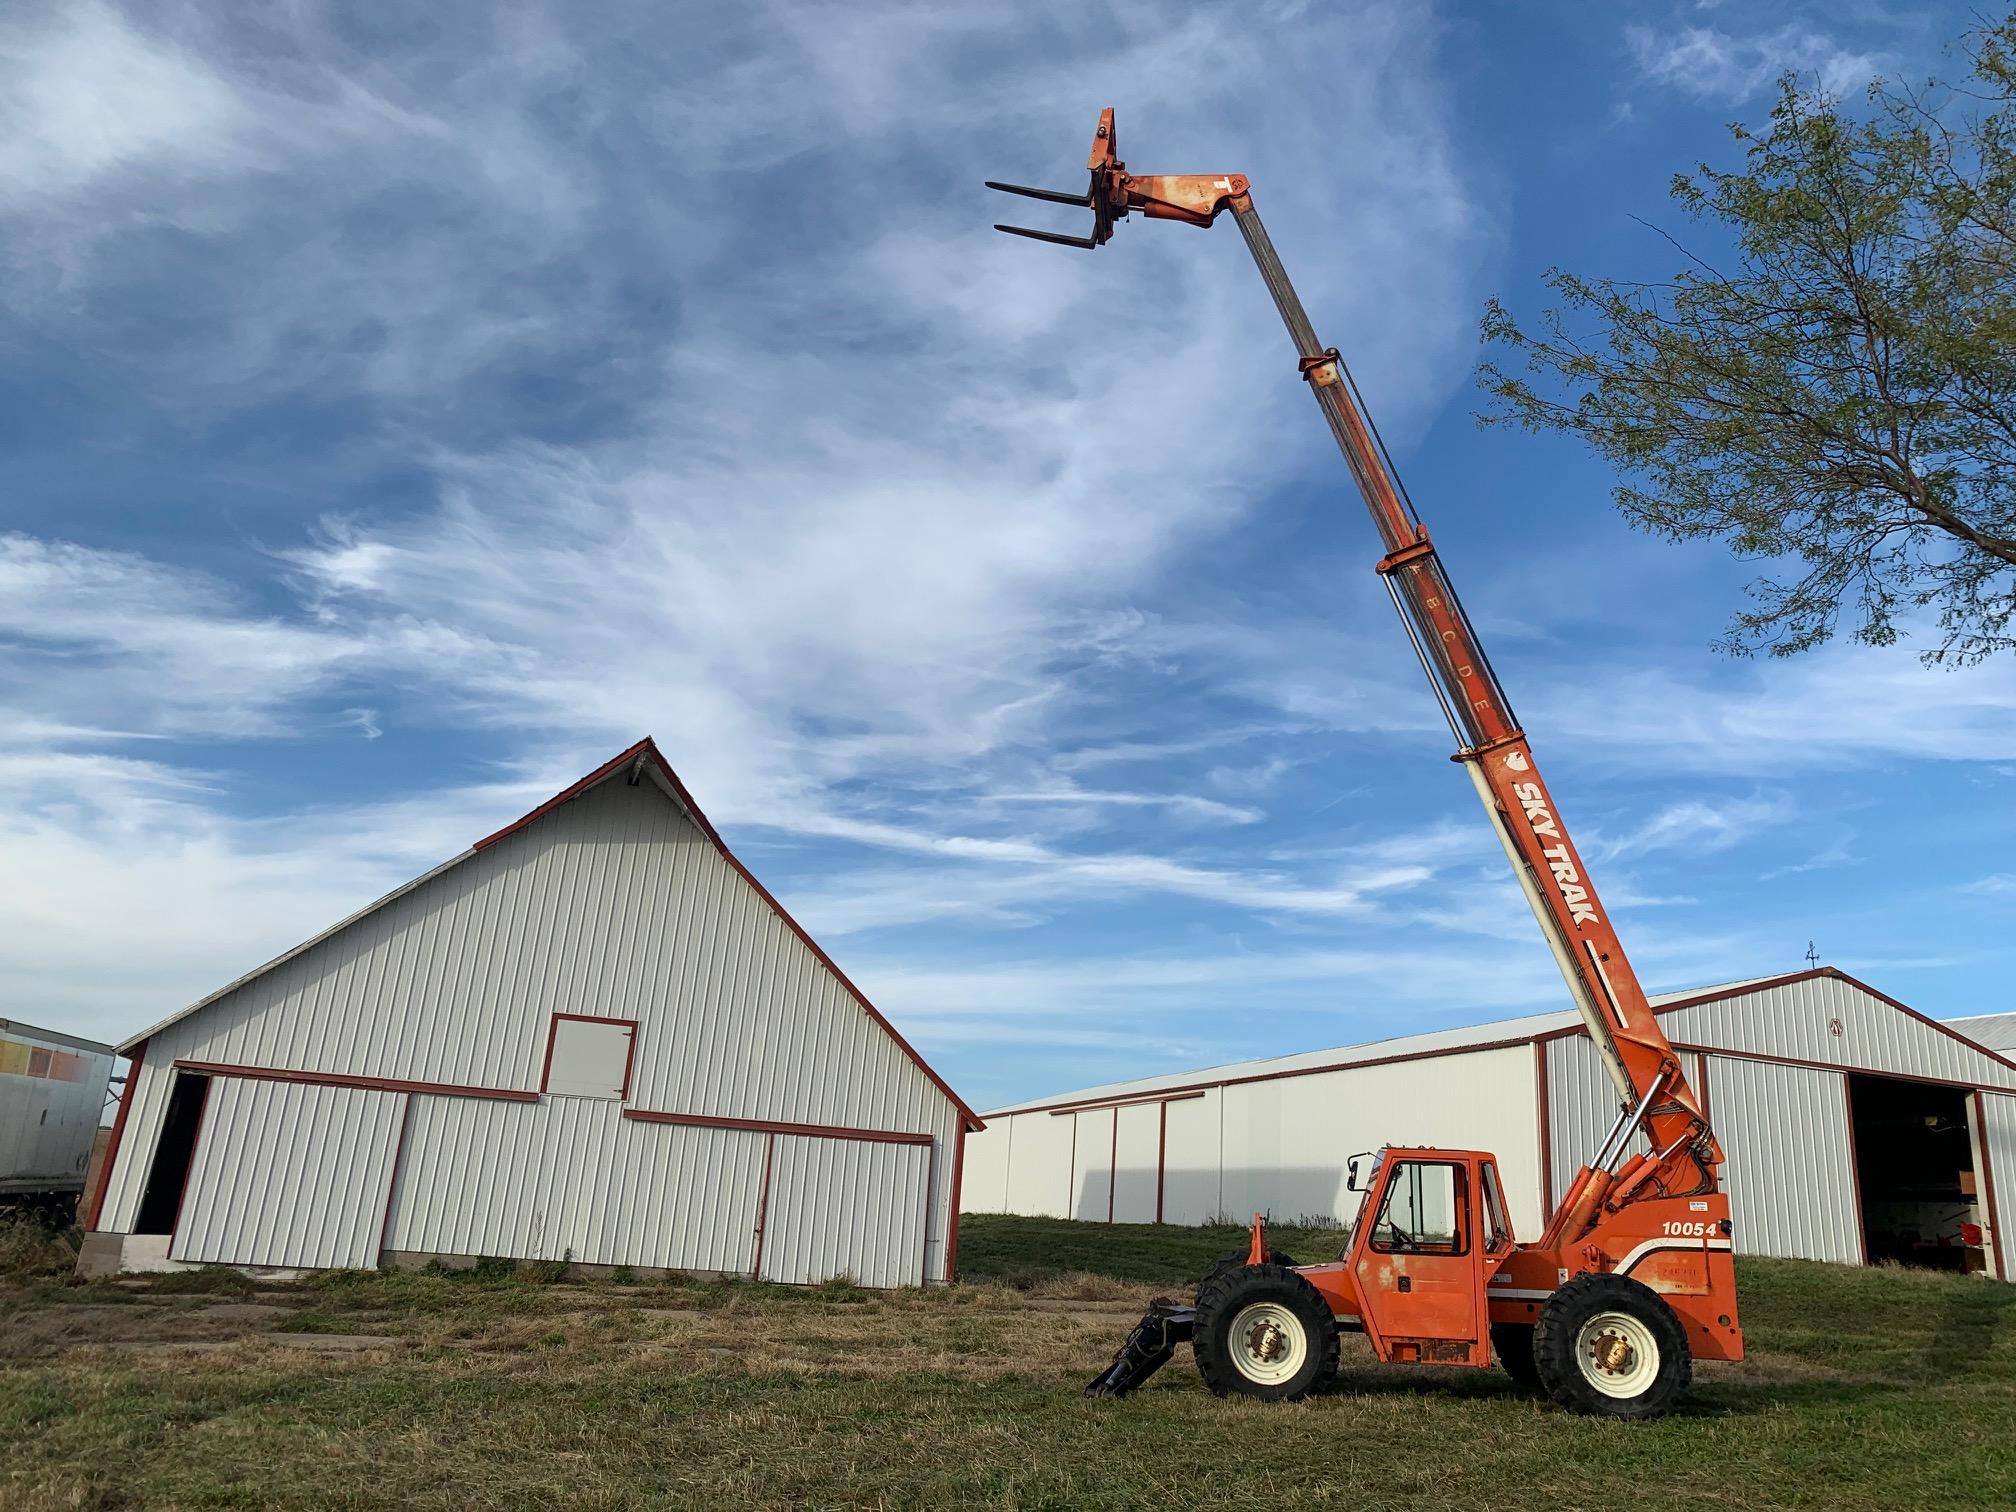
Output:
[{"xmin": 1, "ymin": 1213, "xmax": 2011, "ymax": 1510}]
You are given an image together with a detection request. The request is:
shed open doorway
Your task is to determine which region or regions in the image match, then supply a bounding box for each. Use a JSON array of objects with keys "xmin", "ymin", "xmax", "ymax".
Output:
[
  {"xmin": 1846, "ymin": 1073, "xmax": 1986, "ymax": 1273},
  {"xmin": 132, "ymin": 1071, "xmax": 209, "ymax": 1234}
]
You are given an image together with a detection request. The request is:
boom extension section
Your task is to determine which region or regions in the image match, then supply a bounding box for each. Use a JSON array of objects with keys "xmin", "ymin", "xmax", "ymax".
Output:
[{"xmin": 991, "ymin": 112, "xmax": 1743, "ymax": 1420}]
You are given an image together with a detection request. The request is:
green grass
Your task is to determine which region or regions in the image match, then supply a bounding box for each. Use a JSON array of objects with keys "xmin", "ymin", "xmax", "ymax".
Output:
[
  {"xmin": 1, "ymin": 1215, "xmax": 2011, "ymax": 1510},
  {"xmin": 0, "ymin": 1218, "xmax": 81, "ymax": 1283},
  {"xmin": 957, "ymin": 1213, "xmax": 1347, "ymax": 1285}
]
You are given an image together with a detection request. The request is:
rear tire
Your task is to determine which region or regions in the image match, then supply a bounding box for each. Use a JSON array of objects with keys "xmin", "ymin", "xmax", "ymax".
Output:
[
  {"xmin": 1490, "ymin": 1322, "xmax": 1541, "ymax": 1390},
  {"xmin": 1192, "ymin": 1263, "xmax": 1339, "ymax": 1402},
  {"xmin": 1533, "ymin": 1273, "xmax": 1690, "ymax": 1419}
]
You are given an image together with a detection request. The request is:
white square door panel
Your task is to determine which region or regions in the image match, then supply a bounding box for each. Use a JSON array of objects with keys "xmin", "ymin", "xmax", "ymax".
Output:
[{"xmin": 545, "ymin": 1016, "xmax": 635, "ymax": 1099}]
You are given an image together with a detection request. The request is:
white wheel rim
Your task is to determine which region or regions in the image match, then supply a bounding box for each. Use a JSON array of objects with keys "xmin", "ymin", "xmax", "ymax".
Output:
[
  {"xmin": 1574, "ymin": 1310, "xmax": 1659, "ymax": 1399},
  {"xmin": 1226, "ymin": 1301, "xmax": 1308, "ymax": 1386}
]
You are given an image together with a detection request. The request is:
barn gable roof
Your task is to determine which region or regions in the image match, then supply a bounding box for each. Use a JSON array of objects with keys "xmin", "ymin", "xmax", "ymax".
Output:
[
  {"xmin": 119, "ymin": 737, "xmax": 980, "ymax": 1130},
  {"xmin": 1950, "ymin": 1012, "xmax": 2016, "ymax": 1055},
  {"xmin": 985, "ymin": 966, "xmax": 2016, "ymax": 1116}
]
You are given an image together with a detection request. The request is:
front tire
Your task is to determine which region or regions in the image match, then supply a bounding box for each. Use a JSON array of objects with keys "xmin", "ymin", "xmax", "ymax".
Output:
[
  {"xmin": 1202, "ymin": 1247, "xmax": 1301, "ymax": 1289},
  {"xmin": 1192, "ymin": 1263, "xmax": 1339, "ymax": 1402},
  {"xmin": 1533, "ymin": 1273, "xmax": 1690, "ymax": 1419}
]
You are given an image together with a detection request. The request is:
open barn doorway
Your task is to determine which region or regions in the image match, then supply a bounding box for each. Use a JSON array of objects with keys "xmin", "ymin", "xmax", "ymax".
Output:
[
  {"xmin": 132, "ymin": 1072, "xmax": 210, "ymax": 1234},
  {"xmin": 1847, "ymin": 1074, "xmax": 1987, "ymax": 1273}
]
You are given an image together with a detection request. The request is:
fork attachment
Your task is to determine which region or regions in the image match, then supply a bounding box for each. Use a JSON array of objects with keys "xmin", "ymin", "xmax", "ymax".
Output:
[{"xmin": 1084, "ymin": 1300, "xmax": 1196, "ymax": 1398}]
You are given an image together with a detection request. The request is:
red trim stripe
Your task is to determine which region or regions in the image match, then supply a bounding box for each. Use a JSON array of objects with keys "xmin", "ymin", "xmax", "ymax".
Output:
[
  {"xmin": 1046, "ymin": 1088, "xmax": 1206, "ymax": 1117},
  {"xmin": 174, "ymin": 1060, "xmax": 537, "ymax": 1102},
  {"xmin": 1155, "ymin": 1100, "xmax": 1168, "ymax": 1225},
  {"xmin": 944, "ymin": 1123, "xmax": 966, "ymax": 1283},
  {"xmin": 920, "ymin": 1137, "xmax": 936, "ymax": 1287},
  {"xmin": 750, "ymin": 1132, "xmax": 776, "ymax": 1279},
  {"xmin": 470, "ymin": 738, "xmax": 982, "ymax": 1131},
  {"xmin": 83, "ymin": 1038, "xmax": 144, "ymax": 1230},
  {"xmin": 1665, "ymin": 1041, "xmax": 1996, "ymax": 1092},
  {"xmin": 1106, "ymin": 1107, "xmax": 1118, "ymax": 1225},
  {"xmin": 623, "ymin": 1107, "xmax": 930, "ymax": 1145}
]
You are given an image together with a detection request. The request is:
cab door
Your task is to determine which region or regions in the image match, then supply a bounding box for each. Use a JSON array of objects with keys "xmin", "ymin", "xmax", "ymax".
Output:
[{"xmin": 1347, "ymin": 1155, "xmax": 1492, "ymax": 1368}]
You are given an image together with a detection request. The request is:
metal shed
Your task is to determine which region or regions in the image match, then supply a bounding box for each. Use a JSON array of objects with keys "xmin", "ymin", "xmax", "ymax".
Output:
[
  {"xmin": 0, "ymin": 1019, "xmax": 115, "ymax": 1202},
  {"xmin": 80, "ymin": 738, "xmax": 981, "ymax": 1287},
  {"xmin": 963, "ymin": 969, "xmax": 2016, "ymax": 1280}
]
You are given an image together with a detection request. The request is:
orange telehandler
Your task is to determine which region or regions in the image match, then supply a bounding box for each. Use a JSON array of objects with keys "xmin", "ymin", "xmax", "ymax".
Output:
[{"xmin": 990, "ymin": 113, "xmax": 1742, "ymax": 1419}]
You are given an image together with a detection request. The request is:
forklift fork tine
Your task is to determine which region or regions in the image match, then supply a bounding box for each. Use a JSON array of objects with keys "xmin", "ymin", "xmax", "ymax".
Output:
[
  {"xmin": 992, "ymin": 223, "xmax": 1100, "ymax": 249},
  {"xmin": 983, "ymin": 180, "xmax": 1093, "ymax": 207}
]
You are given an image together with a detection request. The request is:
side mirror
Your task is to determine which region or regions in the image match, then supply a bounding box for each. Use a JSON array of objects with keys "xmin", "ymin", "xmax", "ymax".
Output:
[{"xmin": 1346, "ymin": 1150, "xmax": 1375, "ymax": 1192}]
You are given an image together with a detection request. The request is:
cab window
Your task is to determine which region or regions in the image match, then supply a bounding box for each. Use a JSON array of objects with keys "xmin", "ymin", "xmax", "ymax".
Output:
[
  {"xmin": 1480, "ymin": 1161, "xmax": 1514, "ymax": 1254},
  {"xmin": 1368, "ymin": 1159, "xmax": 1468, "ymax": 1256}
]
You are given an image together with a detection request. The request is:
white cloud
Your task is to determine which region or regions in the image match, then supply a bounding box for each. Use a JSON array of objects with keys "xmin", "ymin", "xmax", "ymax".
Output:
[
  {"xmin": 1587, "ymin": 794, "xmax": 1793, "ymax": 863},
  {"xmin": 0, "ymin": 2, "xmax": 253, "ymax": 200},
  {"xmin": 1535, "ymin": 643, "xmax": 2016, "ymax": 775},
  {"xmin": 1625, "ymin": 23, "xmax": 1884, "ymax": 102},
  {"xmin": 0, "ymin": 1, "xmax": 1508, "ymax": 1063}
]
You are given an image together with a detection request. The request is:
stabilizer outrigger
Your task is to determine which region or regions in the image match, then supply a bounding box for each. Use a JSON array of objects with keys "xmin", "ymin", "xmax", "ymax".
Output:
[{"xmin": 1085, "ymin": 1300, "xmax": 1195, "ymax": 1399}]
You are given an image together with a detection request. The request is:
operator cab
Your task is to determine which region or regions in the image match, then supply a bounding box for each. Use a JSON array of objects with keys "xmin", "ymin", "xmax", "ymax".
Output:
[{"xmin": 1297, "ymin": 1147, "xmax": 1518, "ymax": 1369}]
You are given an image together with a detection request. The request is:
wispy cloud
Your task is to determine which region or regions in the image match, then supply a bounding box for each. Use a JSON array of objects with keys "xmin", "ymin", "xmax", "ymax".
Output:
[
  {"xmin": 1588, "ymin": 794, "xmax": 1793, "ymax": 863},
  {"xmin": 1625, "ymin": 22, "xmax": 1885, "ymax": 102},
  {"xmin": 0, "ymin": 0, "xmax": 1505, "ymax": 1060}
]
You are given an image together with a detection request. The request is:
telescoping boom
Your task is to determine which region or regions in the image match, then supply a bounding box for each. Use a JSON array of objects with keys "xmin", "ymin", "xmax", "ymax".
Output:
[{"xmin": 993, "ymin": 112, "xmax": 1740, "ymax": 1419}]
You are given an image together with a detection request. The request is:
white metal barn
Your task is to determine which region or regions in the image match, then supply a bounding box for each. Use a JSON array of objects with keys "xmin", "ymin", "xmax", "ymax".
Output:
[
  {"xmin": 80, "ymin": 738, "xmax": 981, "ymax": 1287},
  {"xmin": 1954, "ymin": 1012, "xmax": 2016, "ymax": 1057},
  {"xmin": 963, "ymin": 969, "xmax": 2016, "ymax": 1280},
  {"xmin": 0, "ymin": 1019, "xmax": 114, "ymax": 1199}
]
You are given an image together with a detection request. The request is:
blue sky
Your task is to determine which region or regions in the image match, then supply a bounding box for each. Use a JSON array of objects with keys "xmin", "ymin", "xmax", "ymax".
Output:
[{"xmin": 4, "ymin": 1, "xmax": 2011, "ymax": 1113}]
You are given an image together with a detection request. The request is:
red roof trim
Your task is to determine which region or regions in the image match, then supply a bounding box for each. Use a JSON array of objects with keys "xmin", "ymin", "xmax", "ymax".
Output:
[
  {"xmin": 473, "ymin": 737, "xmax": 982, "ymax": 1131},
  {"xmin": 1531, "ymin": 966, "xmax": 2016, "ymax": 1078}
]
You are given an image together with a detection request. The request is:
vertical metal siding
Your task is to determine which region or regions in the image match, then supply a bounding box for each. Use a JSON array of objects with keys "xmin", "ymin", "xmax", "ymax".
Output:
[
  {"xmin": 171, "ymin": 1077, "xmax": 404, "ymax": 1269},
  {"xmin": 1546, "ymin": 1033, "xmax": 1639, "ymax": 1206},
  {"xmin": 1111, "ymin": 1103, "xmax": 1159, "ymax": 1224},
  {"xmin": 1662, "ymin": 976, "xmax": 2016, "ymax": 1090},
  {"xmin": 980, "ymin": 1051, "xmax": 1539, "ymax": 1235},
  {"xmin": 98, "ymin": 778, "xmax": 962, "ymax": 1279},
  {"xmin": 1708, "ymin": 1055, "xmax": 1861, "ymax": 1264},
  {"xmin": 759, "ymin": 1136, "xmax": 930, "ymax": 1287},
  {"xmin": 1160, "ymin": 1091, "xmax": 1222, "ymax": 1224},
  {"xmin": 1978, "ymin": 1092, "xmax": 2016, "ymax": 1281},
  {"xmin": 384, "ymin": 1093, "xmax": 768, "ymax": 1274},
  {"xmin": 958, "ymin": 1118, "xmax": 1010, "ymax": 1213},
  {"xmin": 1001, "ymin": 1111, "xmax": 1074, "ymax": 1219},
  {"xmin": 97, "ymin": 1057, "xmax": 176, "ymax": 1232},
  {"xmin": 1219, "ymin": 1050, "xmax": 1540, "ymax": 1234},
  {"xmin": 1071, "ymin": 1109, "xmax": 1114, "ymax": 1221}
]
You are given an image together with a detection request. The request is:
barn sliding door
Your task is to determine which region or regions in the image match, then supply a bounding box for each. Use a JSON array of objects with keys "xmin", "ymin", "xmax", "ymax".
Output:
[
  {"xmin": 170, "ymin": 1077, "xmax": 406, "ymax": 1270},
  {"xmin": 757, "ymin": 1135, "xmax": 931, "ymax": 1288}
]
